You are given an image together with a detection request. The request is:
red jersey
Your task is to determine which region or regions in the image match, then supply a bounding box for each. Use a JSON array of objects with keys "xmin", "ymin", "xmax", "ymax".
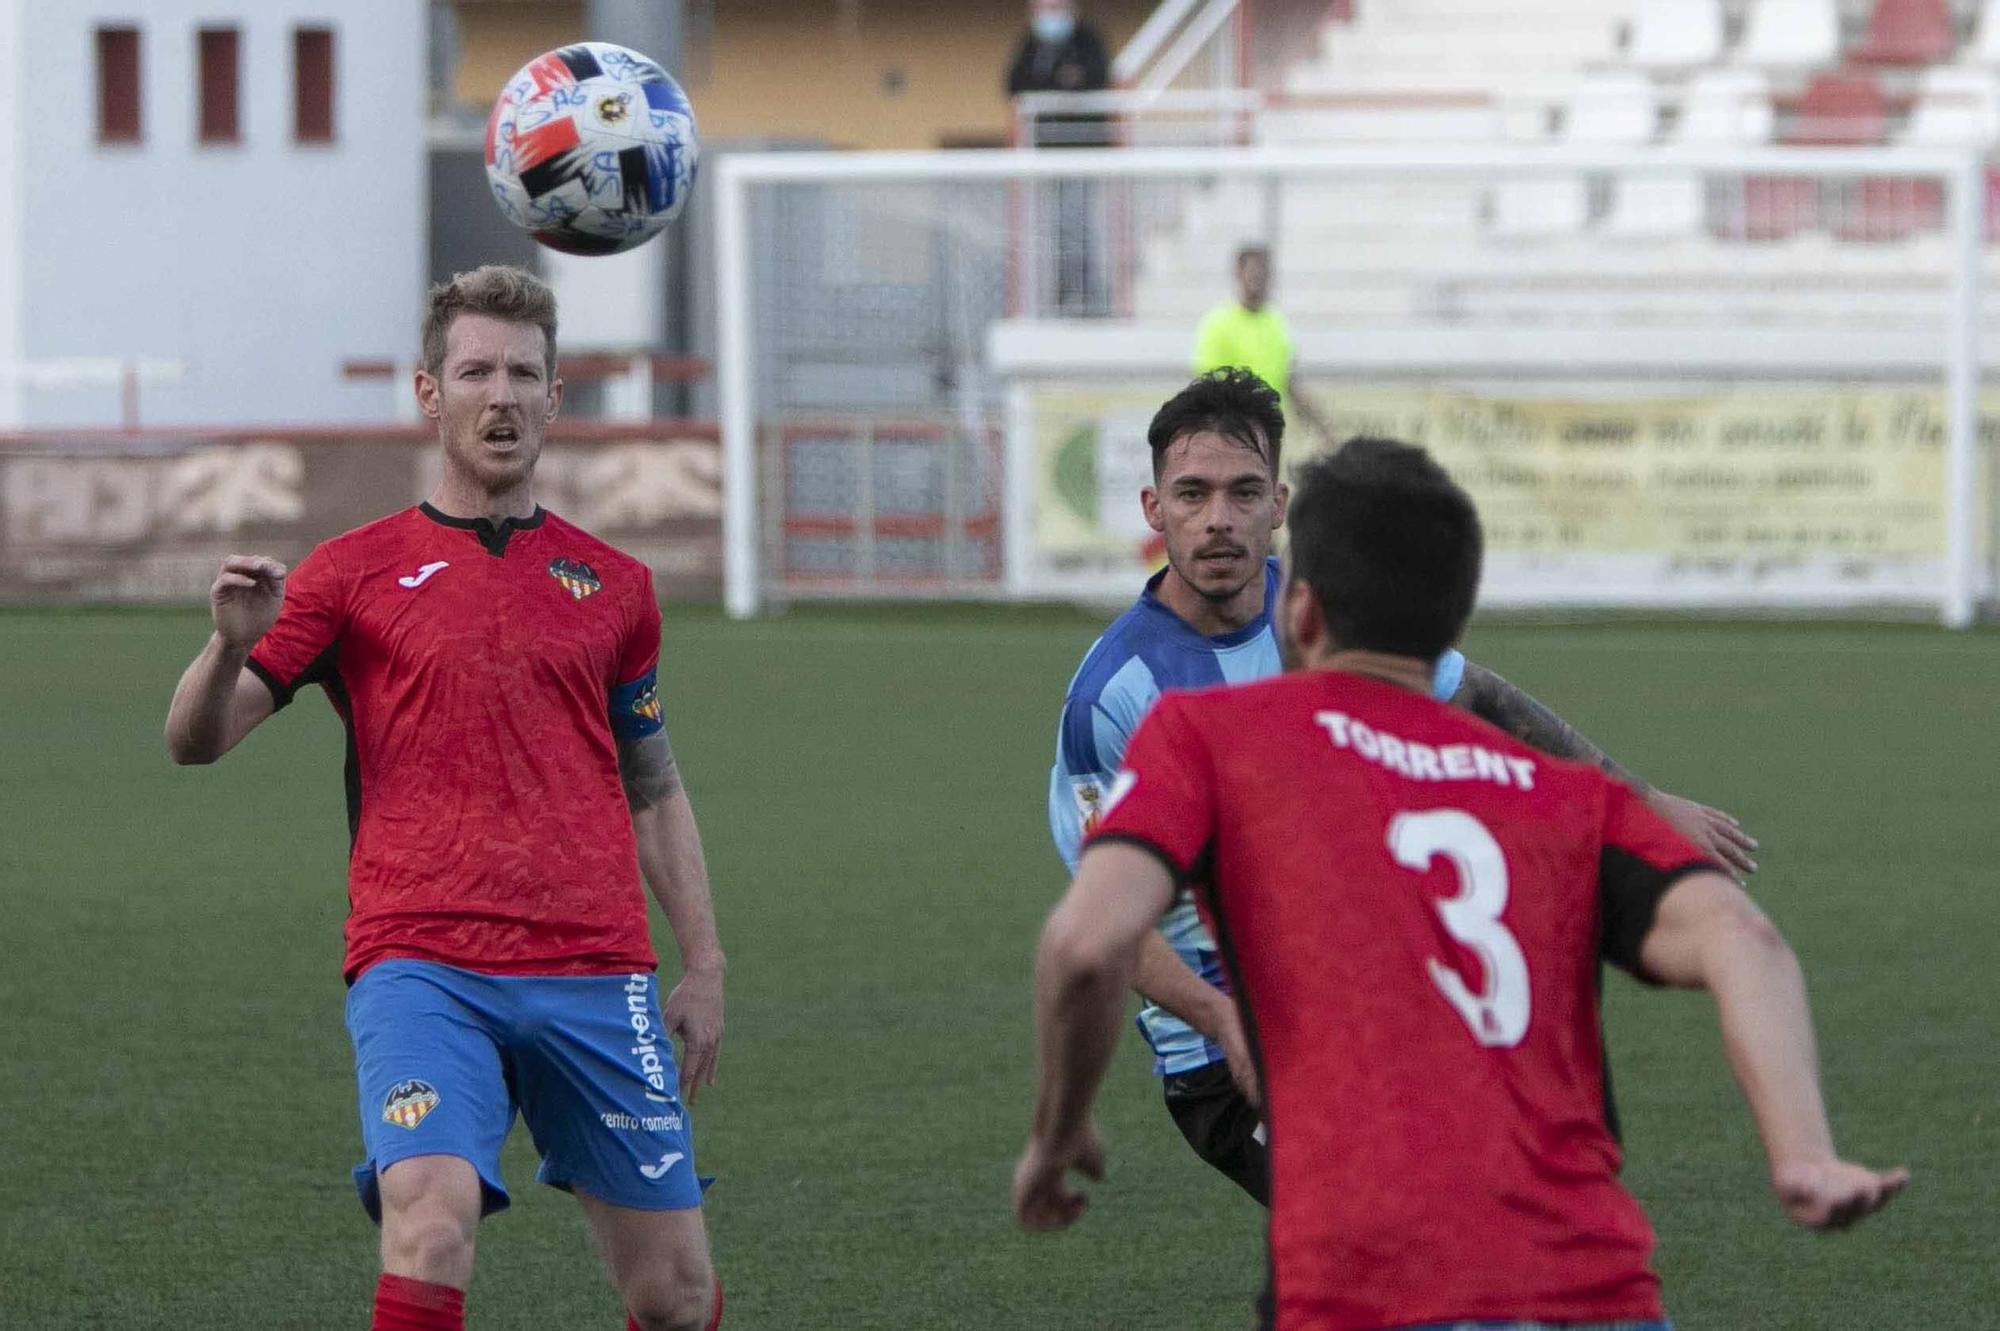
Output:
[
  {"xmin": 1091, "ymin": 669, "xmax": 1714, "ymax": 1331},
  {"xmin": 247, "ymin": 504, "xmax": 664, "ymax": 981}
]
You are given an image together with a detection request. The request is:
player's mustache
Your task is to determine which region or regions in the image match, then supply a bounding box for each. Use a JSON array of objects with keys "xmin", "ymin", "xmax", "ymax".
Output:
[{"xmin": 1195, "ymin": 542, "xmax": 1246, "ymax": 558}]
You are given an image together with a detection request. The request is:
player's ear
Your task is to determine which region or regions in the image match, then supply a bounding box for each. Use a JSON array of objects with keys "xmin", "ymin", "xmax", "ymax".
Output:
[
  {"xmin": 1283, "ymin": 578, "xmax": 1324, "ymax": 660},
  {"xmin": 414, "ymin": 368, "xmax": 441, "ymax": 421},
  {"xmin": 1140, "ymin": 484, "xmax": 1165, "ymax": 534},
  {"xmin": 545, "ymin": 375, "xmax": 563, "ymax": 422},
  {"xmin": 1271, "ymin": 481, "xmax": 1289, "ymax": 530}
]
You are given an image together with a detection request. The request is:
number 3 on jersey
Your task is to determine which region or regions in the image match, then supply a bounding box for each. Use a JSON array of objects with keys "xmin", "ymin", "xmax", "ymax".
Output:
[{"xmin": 1387, "ymin": 809, "xmax": 1531, "ymax": 1048}]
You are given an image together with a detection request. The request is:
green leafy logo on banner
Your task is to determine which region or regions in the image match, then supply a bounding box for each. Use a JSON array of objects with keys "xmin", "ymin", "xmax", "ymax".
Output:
[{"xmin": 1051, "ymin": 421, "xmax": 1098, "ymax": 522}]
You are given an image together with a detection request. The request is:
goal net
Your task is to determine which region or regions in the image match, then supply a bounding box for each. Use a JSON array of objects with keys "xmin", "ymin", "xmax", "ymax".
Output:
[{"xmin": 715, "ymin": 145, "xmax": 1994, "ymax": 625}]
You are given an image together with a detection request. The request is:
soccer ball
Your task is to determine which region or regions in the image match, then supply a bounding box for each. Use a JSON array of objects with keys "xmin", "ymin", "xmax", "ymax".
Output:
[{"xmin": 484, "ymin": 42, "xmax": 699, "ymax": 257}]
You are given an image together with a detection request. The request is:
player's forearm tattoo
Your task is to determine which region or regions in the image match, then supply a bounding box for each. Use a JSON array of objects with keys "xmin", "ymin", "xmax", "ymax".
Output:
[
  {"xmin": 1450, "ymin": 662, "xmax": 1651, "ymax": 796},
  {"xmin": 617, "ymin": 729, "xmax": 683, "ymax": 811}
]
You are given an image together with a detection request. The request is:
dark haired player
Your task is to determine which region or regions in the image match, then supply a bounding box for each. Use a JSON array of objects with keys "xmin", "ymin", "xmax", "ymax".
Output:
[
  {"xmin": 1019, "ymin": 437, "xmax": 1904, "ymax": 1330},
  {"xmin": 166, "ymin": 266, "xmax": 723, "ymax": 1331},
  {"xmin": 1048, "ymin": 369, "xmax": 1756, "ymax": 1204}
]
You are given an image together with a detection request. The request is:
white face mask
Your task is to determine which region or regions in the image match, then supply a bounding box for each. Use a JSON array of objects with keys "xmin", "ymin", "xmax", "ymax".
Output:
[{"xmin": 1032, "ymin": 12, "xmax": 1076, "ymax": 43}]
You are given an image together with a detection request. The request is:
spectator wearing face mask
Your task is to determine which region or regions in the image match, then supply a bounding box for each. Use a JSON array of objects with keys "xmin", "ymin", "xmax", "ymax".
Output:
[
  {"xmin": 1007, "ymin": 0, "xmax": 1112, "ymax": 141},
  {"xmin": 1007, "ymin": 1, "xmax": 1113, "ymax": 313}
]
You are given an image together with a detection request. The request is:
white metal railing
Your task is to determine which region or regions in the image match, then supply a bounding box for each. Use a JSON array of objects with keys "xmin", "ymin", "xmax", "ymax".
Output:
[
  {"xmin": 0, "ymin": 357, "xmax": 188, "ymax": 431},
  {"xmin": 1138, "ymin": 0, "xmax": 1242, "ymax": 95},
  {"xmin": 1112, "ymin": 0, "xmax": 1210, "ymax": 85}
]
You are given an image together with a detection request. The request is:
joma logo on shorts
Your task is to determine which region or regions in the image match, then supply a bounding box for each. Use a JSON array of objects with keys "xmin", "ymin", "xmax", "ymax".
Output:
[{"xmin": 625, "ymin": 975, "xmax": 673, "ymax": 1104}]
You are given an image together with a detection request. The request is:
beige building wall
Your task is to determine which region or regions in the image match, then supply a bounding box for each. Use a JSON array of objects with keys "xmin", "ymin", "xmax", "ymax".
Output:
[{"xmin": 453, "ymin": 1, "xmax": 1155, "ymax": 149}]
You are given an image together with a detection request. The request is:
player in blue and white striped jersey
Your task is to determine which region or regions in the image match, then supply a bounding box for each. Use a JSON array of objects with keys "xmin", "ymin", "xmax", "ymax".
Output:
[{"xmin": 1048, "ymin": 369, "xmax": 1758, "ymax": 1205}]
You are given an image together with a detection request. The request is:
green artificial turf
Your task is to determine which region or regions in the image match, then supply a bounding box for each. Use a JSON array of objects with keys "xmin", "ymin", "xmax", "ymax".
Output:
[{"xmin": 0, "ymin": 607, "xmax": 1990, "ymax": 1328}]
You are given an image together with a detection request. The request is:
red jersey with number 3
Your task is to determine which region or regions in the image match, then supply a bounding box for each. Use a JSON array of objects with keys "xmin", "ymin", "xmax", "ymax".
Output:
[
  {"xmin": 1089, "ymin": 669, "xmax": 1715, "ymax": 1331},
  {"xmin": 247, "ymin": 504, "xmax": 665, "ymax": 981}
]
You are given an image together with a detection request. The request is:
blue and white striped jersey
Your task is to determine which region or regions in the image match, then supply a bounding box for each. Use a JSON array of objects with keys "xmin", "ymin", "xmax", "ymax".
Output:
[{"xmin": 1048, "ymin": 557, "xmax": 1466, "ymax": 1075}]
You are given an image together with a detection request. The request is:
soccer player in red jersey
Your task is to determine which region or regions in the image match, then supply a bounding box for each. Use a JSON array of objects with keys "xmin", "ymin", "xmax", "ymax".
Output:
[
  {"xmin": 165, "ymin": 266, "xmax": 725, "ymax": 1331},
  {"xmin": 1015, "ymin": 437, "xmax": 1905, "ymax": 1330}
]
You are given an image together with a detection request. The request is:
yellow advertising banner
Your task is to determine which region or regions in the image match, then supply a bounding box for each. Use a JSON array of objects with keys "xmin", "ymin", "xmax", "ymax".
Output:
[{"xmin": 1035, "ymin": 384, "xmax": 1991, "ymax": 565}]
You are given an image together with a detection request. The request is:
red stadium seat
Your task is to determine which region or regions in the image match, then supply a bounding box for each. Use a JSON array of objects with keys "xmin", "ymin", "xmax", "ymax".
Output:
[
  {"xmin": 1852, "ymin": 0, "xmax": 1956, "ymax": 67},
  {"xmin": 1736, "ymin": 176, "xmax": 1820, "ymax": 241},
  {"xmin": 1785, "ymin": 73, "xmax": 1890, "ymax": 146},
  {"xmin": 1836, "ymin": 177, "xmax": 1944, "ymax": 242}
]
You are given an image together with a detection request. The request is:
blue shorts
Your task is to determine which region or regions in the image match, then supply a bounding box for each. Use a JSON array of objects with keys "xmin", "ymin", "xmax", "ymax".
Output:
[{"xmin": 345, "ymin": 960, "xmax": 705, "ymax": 1219}]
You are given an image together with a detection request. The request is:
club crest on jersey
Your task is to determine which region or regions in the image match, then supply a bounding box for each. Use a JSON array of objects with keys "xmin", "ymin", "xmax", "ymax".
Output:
[
  {"xmin": 1071, "ymin": 778, "xmax": 1106, "ymax": 836},
  {"xmin": 548, "ymin": 557, "xmax": 602, "ymax": 600},
  {"xmin": 382, "ymin": 1079, "xmax": 441, "ymax": 1130}
]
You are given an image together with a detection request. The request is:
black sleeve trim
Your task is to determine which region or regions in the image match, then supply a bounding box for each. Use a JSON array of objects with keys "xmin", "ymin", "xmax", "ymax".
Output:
[
  {"xmin": 244, "ymin": 655, "xmax": 293, "ymax": 711},
  {"xmin": 245, "ymin": 642, "xmax": 337, "ymax": 714},
  {"xmin": 1085, "ymin": 832, "xmax": 1200, "ymax": 887},
  {"xmin": 1599, "ymin": 852, "xmax": 1720, "ymax": 981}
]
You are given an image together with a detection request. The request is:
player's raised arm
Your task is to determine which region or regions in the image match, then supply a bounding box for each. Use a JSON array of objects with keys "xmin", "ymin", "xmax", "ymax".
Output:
[
  {"xmin": 1451, "ymin": 659, "xmax": 1759, "ymax": 876},
  {"xmin": 164, "ymin": 555, "xmax": 286, "ymax": 764},
  {"xmin": 1611, "ymin": 852, "xmax": 1907, "ymax": 1231}
]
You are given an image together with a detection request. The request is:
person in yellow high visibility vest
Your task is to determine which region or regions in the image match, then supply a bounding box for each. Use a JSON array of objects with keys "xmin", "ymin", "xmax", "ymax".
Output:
[{"xmin": 1192, "ymin": 244, "xmax": 1334, "ymax": 445}]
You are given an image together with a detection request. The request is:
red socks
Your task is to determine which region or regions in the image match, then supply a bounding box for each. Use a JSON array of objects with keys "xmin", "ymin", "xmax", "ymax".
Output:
[
  {"xmin": 373, "ymin": 1273, "xmax": 465, "ymax": 1331},
  {"xmin": 623, "ymin": 1272, "xmax": 723, "ymax": 1331}
]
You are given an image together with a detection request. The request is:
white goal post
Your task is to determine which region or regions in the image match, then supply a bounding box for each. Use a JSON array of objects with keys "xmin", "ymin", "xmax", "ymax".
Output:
[{"xmin": 715, "ymin": 144, "xmax": 1990, "ymax": 625}]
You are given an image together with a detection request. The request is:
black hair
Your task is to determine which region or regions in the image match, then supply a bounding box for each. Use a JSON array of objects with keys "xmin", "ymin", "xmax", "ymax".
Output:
[
  {"xmin": 1286, "ymin": 437, "xmax": 1482, "ymax": 660},
  {"xmin": 1235, "ymin": 243, "xmax": 1270, "ymax": 267},
  {"xmin": 1146, "ymin": 367, "xmax": 1285, "ymax": 478}
]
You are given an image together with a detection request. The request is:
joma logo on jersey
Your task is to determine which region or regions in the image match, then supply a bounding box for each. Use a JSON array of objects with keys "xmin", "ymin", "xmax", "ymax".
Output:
[
  {"xmin": 382, "ymin": 1079, "xmax": 441, "ymax": 1130},
  {"xmin": 548, "ymin": 557, "xmax": 602, "ymax": 600}
]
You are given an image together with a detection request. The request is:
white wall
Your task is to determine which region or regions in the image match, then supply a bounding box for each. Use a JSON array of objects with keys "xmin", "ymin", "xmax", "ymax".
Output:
[
  {"xmin": 0, "ymin": 2, "xmax": 23, "ymax": 425},
  {"xmin": 17, "ymin": 1, "xmax": 426, "ymax": 427}
]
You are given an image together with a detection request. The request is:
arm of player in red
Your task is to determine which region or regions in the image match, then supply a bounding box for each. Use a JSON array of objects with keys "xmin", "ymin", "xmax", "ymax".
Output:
[
  {"xmin": 1614, "ymin": 800, "xmax": 1907, "ymax": 1230},
  {"xmin": 165, "ymin": 554, "xmax": 289, "ymax": 764},
  {"xmin": 1017, "ymin": 697, "xmax": 1215, "ymax": 1234},
  {"xmin": 1015, "ymin": 842, "xmax": 1174, "ymax": 1233},
  {"xmin": 613, "ymin": 582, "xmax": 725, "ymax": 1106}
]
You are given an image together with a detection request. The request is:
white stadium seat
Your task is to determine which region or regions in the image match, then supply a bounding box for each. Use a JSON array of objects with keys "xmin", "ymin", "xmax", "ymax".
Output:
[
  {"xmin": 1605, "ymin": 174, "xmax": 1709, "ymax": 239},
  {"xmin": 1628, "ymin": 0, "xmax": 1727, "ymax": 71},
  {"xmin": 1680, "ymin": 68, "xmax": 1777, "ymax": 143},
  {"xmin": 1737, "ymin": 0, "xmax": 1841, "ymax": 67},
  {"xmin": 1493, "ymin": 75, "xmax": 1657, "ymax": 240},
  {"xmin": 1975, "ymin": 0, "xmax": 2000, "ymax": 65},
  {"xmin": 1905, "ymin": 67, "xmax": 2000, "ymax": 145},
  {"xmin": 1567, "ymin": 72, "xmax": 1660, "ymax": 144}
]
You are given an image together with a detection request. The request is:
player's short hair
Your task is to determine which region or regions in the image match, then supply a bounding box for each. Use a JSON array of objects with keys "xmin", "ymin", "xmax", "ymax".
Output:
[
  {"xmin": 1236, "ymin": 242, "xmax": 1270, "ymax": 268},
  {"xmin": 1287, "ymin": 437, "xmax": 1482, "ymax": 661},
  {"xmin": 421, "ymin": 264, "xmax": 559, "ymax": 378},
  {"xmin": 1147, "ymin": 367, "xmax": 1285, "ymax": 478}
]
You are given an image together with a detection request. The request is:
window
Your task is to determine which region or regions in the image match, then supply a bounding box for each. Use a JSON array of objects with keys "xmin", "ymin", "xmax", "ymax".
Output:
[
  {"xmin": 197, "ymin": 26, "xmax": 240, "ymax": 144},
  {"xmin": 294, "ymin": 26, "xmax": 335, "ymax": 143},
  {"xmin": 97, "ymin": 26, "xmax": 142, "ymax": 144}
]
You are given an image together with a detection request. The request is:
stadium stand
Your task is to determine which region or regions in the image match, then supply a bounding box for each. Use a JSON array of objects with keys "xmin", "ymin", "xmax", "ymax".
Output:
[{"xmin": 1098, "ymin": 0, "xmax": 2000, "ymax": 331}]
